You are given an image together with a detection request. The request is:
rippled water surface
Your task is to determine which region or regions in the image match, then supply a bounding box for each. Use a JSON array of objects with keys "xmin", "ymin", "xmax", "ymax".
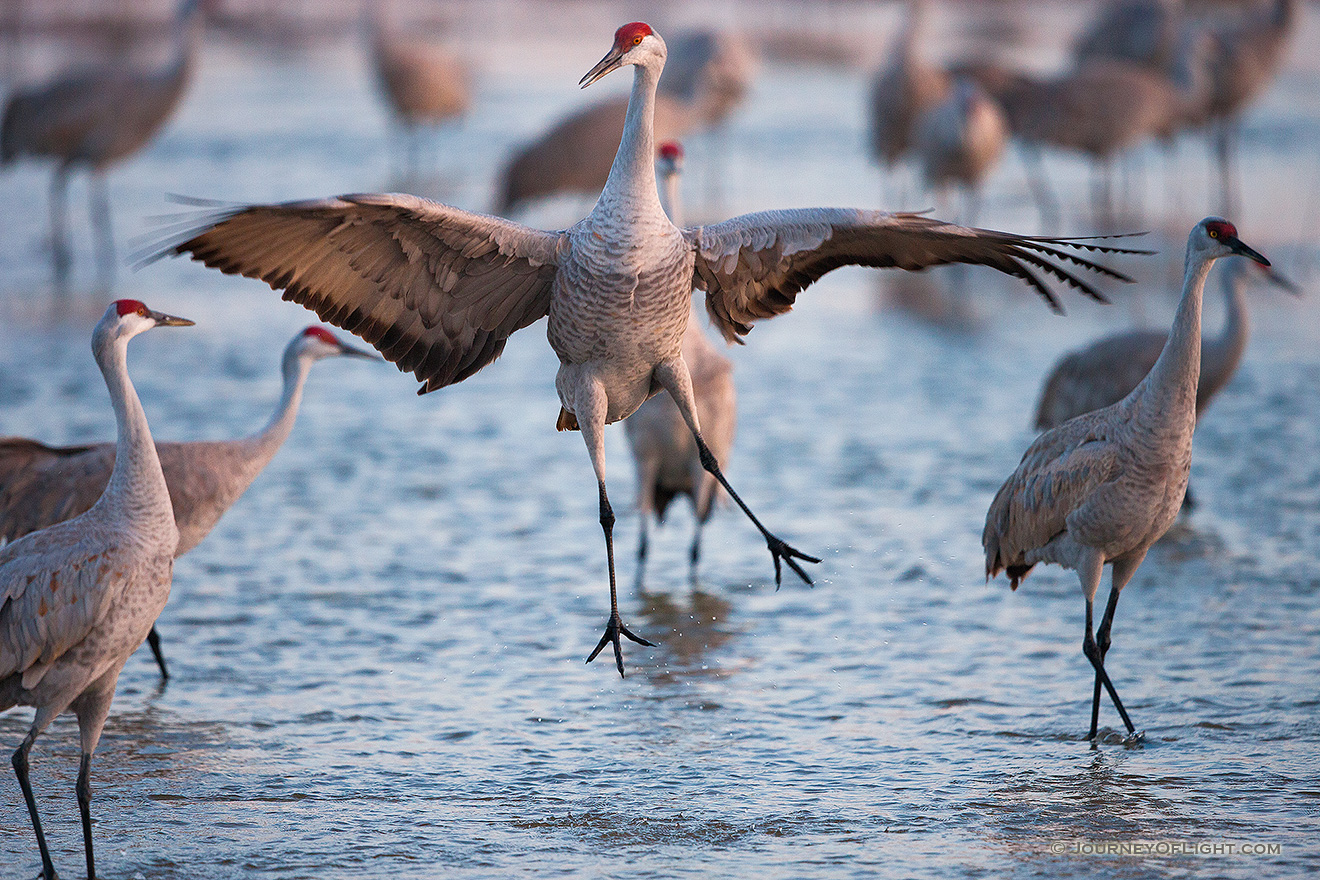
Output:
[{"xmin": 2, "ymin": 3, "xmax": 1319, "ymax": 877}]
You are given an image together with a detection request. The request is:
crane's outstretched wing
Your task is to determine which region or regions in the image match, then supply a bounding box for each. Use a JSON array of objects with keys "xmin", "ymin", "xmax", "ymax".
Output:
[
  {"xmin": 0, "ymin": 438, "xmax": 108, "ymax": 546},
  {"xmin": 153, "ymin": 194, "xmax": 565, "ymax": 393},
  {"xmin": 982, "ymin": 408, "xmax": 1121, "ymax": 588},
  {"xmin": 685, "ymin": 209, "xmax": 1148, "ymax": 342}
]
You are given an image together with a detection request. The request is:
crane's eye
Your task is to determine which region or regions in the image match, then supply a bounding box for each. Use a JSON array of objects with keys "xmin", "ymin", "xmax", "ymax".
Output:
[
  {"xmin": 1209, "ymin": 229, "xmax": 1219, "ymax": 238},
  {"xmin": 632, "ymin": 35, "xmax": 642, "ymax": 45},
  {"xmin": 136, "ymin": 305, "xmax": 149, "ymax": 317}
]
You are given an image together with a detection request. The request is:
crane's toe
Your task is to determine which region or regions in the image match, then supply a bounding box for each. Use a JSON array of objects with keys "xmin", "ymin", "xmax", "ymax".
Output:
[
  {"xmin": 586, "ymin": 612, "xmax": 656, "ymax": 677},
  {"xmin": 767, "ymin": 536, "xmax": 821, "ymax": 589}
]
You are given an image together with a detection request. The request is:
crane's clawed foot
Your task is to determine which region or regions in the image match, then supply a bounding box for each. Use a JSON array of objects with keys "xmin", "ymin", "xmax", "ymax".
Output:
[
  {"xmin": 767, "ymin": 536, "xmax": 821, "ymax": 589},
  {"xmin": 586, "ymin": 612, "xmax": 656, "ymax": 678}
]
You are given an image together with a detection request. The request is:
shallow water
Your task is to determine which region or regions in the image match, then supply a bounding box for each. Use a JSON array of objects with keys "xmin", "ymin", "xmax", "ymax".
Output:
[{"xmin": 2, "ymin": 3, "xmax": 1320, "ymax": 877}]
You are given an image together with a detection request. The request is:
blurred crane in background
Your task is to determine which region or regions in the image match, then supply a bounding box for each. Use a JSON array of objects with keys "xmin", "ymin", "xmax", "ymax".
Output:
[{"xmin": 0, "ymin": 0, "xmax": 204, "ymax": 287}]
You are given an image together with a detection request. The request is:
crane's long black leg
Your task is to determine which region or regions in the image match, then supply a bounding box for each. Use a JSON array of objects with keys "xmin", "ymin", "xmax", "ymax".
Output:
[
  {"xmin": 655, "ymin": 357, "xmax": 819, "ymax": 588},
  {"xmin": 49, "ymin": 165, "xmax": 71, "ymax": 289},
  {"xmin": 694, "ymin": 437, "xmax": 820, "ymax": 587},
  {"xmin": 145, "ymin": 626, "xmax": 169, "ymax": 680},
  {"xmin": 12, "ymin": 734, "xmax": 59, "ymax": 880},
  {"xmin": 77, "ymin": 753, "xmax": 96, "ymax": 880},
  {"xmin": 1082, "ymin": 598, "xmax": 1137, "ymax": 739},
  {"xmin": 1018, "ymin": 142, "xmax": 1061, "ymax": 232},
  {"xmin": 586, "ymin": 481, "xmax": 655, "ymax": 676},
  {"xmin": 89, "ymin": 173, "xmax": 115, "ymax": 285},
  {"xmin": 1089, "ymin": 585, "xmax": 1123, "ymax": 740}
]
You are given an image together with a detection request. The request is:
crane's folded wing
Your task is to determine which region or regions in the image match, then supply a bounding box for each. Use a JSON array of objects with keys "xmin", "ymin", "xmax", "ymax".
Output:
[
  {"xmin": 0, "ymin": 531, "xmax": 135, "ymax": 687},
  {"xmin": 161, "ymin": 194, "xmax": 566, "ymax": 393},
  {"xmin": 686, "ymin": 209, "xmax": 1144, "ymax": 342}
]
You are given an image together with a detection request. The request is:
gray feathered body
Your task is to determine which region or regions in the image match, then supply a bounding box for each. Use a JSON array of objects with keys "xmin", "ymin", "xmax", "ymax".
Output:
[
  {"xmin": 552, "ymin": 207, "xmax": 692, "ymax": 425},
  {"xmin": 0, "ymin": 437, "xmax": 274, "ymax": 557},
  {"xmin": 868, "ymin": 1, "xmax": 950, "ymax": 168},
  {"xmin": 0, "ymin": 2, "xmax": 198, "ymax": 170},
  {"xmin": 986, "ymin": 246, "xmax": 1213, "ymax": 591}
]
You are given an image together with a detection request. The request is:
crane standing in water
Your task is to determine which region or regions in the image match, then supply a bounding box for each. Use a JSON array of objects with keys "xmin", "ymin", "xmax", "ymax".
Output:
[
  {"xmin": 0, "ymin": 327, "xmax": 374, "ymax": 679},
  {"xmin": 157, "ymin": 22, "xmax": 1143, "ymax": 676},
  {"xmin": 984, "ymin": 219, "xmax": 1271, "ymax": 741},
  {"xmin": 0, "ymin": 0, "xmax": 204, "ymax": 286},
  {"xmin": 625, "ymin": 141, "xmax": 736, "ymax": 582},
  {"xmin": 2, "ymin": 300, "xmax": 193, "ymax": 880}
]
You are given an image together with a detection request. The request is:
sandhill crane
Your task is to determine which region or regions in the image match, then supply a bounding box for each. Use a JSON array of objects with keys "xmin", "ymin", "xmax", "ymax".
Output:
[
  {"xmin": 1198, "ymin": 0, "xmax": 1299, "ymax": 216},
  {"xmin": 367, "ymin": 2, "xmax": 471, "ymax": 173},
  {"xmin": 977, "ymin": 44, "xmax": 1209, "ymax": 227},
  {"xmin": 867, "ymin": 0, "xmax": 950, "ymax": 200},
  {"xmin": 496, "ymin": 27, "xmax": 752, "ymax": 217},
  {"xmin": 0, "ymin": 326, "xmax": 374, "ymax": 679},
  {"xmin": 624, "ymin": 141, "xmax": 736, "ymax": 581},
  {"xmin": 156, "ymin": 21, "xmax": 1143, "ymax": 676},
  {"xmin": 657, "ymin": 29, "xmax": 757, "ymax": 130},
  {"xmin": 0, "ymin": 0, "xmax": 203, "ymax": 286},
  {"xmin": 912, "ymin": 77, "xmax": 1007, "ymax": 225},
  {"xmin": 1072, "ymin": 0, "xmax": 1185, "ymax": 71},
  {"xmin": 2, "ymin": 299, "xmax": 192, "ymax": 880},
  {"xmin": 984, "ymin": 218, "xmax": 1270, "ymax": 740}
]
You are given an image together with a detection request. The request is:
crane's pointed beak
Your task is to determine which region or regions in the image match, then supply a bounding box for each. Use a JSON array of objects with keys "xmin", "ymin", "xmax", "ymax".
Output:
[
  {"xmin": 149, "ymin": 309, "xmax": 194, "ymax": 327},
  {"xmin": 580, "ymin": 47, "xmax": 624, "ymax": 88},
  {"xmin": 1226, "ymin": 235, "xmax": 1269, "ymax": 268}
]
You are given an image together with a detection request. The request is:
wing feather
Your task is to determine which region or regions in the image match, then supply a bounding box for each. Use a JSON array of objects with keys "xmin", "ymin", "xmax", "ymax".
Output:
[
  {"xmin": 153, "ymin": 195, "xmax": 564, "ymax": 393},
  {"xmin": 687, "ymin": 209, "xmax": 1149, "ymax": 342},
  {"xmin": 983, "ymin": 409, "xmax": 1122, "ymax": 586}
]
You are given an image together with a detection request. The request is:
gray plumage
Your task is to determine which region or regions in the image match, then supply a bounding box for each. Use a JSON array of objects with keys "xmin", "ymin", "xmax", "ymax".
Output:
[
  {"xmin": 912, "ymin": 77, "xmax": 1007, "ymax": 224},
  {"xmin": 0, "ymin": 327, "xmax": 372, "ymax": 678},
  {"xmin": 1034, "ymin": 256, "xmax": 1296, "ymax": 430},
  {"xmin": 625, "ymin": 143, "xmax": 736, "ymax": 580},
  {"xmin": 156, "ymin": 22, "xmax": 1142, "ymax": 676},
  {"xmin": 1197, "ymin": 0, "xmax": 1299, "ymax": 215},
  {"xmin": 2, "ymin": 300, "xmax": 192, "ymax": 880},
  {"xmin": 868, "ymin": 0, "xmax": 950, "ymax": 169},
  {"xmin": 983, "ymin": 218, "xmax": 1271, "ymax": 740},
  {"xmin": 1072, "ymin": 0, "xmax": 1185, "ymax": 71},
  {"xmin": 971, "ymin": 43, "xmax": 1210, "ymax": 226},
  {"xmin": 0, "ymin": 0, "xmax": 202, "ymax": 284}
]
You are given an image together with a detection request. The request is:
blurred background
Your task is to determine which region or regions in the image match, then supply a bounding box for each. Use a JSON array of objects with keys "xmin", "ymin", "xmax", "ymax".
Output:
[{"xmin": 1, "ymin": 2, "xmax": 1318, "ymax": 879}]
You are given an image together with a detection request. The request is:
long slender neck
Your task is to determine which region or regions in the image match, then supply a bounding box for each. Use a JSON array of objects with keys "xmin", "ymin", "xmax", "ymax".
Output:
[
  {"xmin": 1200, "ymin": 266, "xmax": 1249, "ymax": 400},
  {"xmin": 93, "ymin": 329, "xmax": 170, "ymax": 521},
  {"xmin": 245, "ymin": 346, "xmax": 312, "ymax": 462},
  {"xmin": 597, "ymin": 61, "xmax": 665, "ymax": 216},
  {"xmin": 661, "ymin": 168, "xmax": 682, "ymax": 226},
  {"xmin": 1142, "ymin": 247, "xmax": 1213, "ymax": 415}
]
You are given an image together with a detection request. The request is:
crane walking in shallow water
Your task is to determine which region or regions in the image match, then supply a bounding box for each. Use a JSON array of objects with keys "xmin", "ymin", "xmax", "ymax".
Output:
[
  {"xmin": 625, "ymin": 142, "xmax": 736, "ymax": 582},
  {"xmin": 984, "ymin": 218, "xmax": 1271, "ymax": 741},
  {"xmin": 2, "ymin": 300, "xmax": 192, "ymax": 880},
  {"xmin": 0, "ymin": 0, "xmax": 203, "ymax": 286},
  {"xmin": 158, "ymin": 22, "xmax": 1143, "ymax": 676},
  {"xmin": 0, "ymin": 326, "xmax": 374, "ymax": 679}
]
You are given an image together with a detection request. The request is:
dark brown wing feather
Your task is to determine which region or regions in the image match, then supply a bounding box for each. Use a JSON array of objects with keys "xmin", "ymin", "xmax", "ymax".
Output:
[
  {"xmin": 687, "ymin": 209, "xmax": 1149, "ymax": 342},
  {"xmin": 157, "ymin": 194, "xmax": 564, "ymax": 393}
]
